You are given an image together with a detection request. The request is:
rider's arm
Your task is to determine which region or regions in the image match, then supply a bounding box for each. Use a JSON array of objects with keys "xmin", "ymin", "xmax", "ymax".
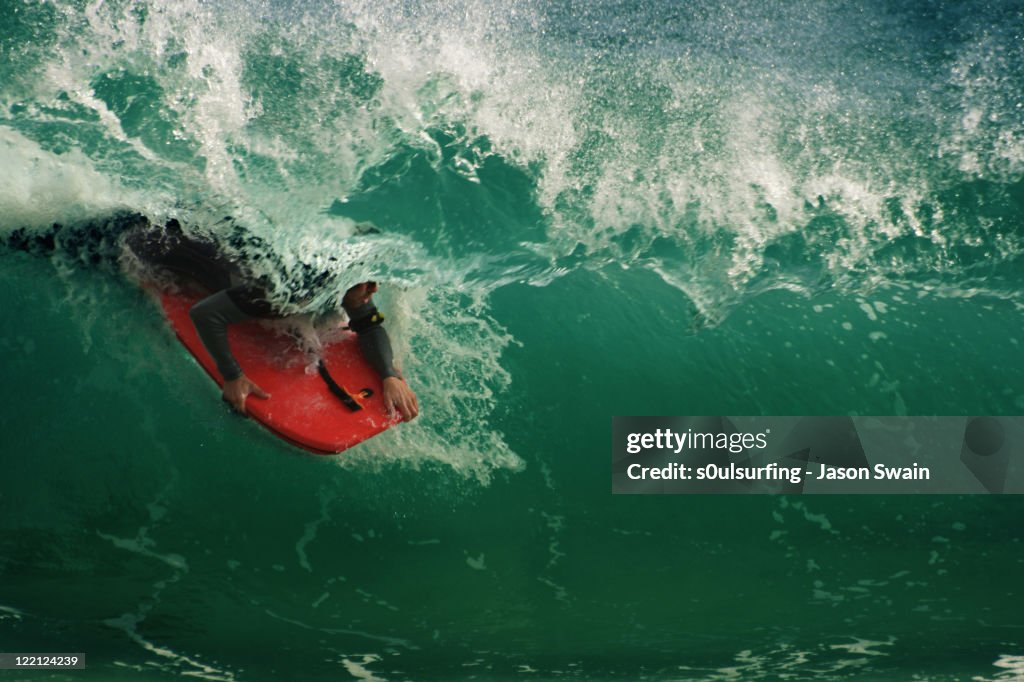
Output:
[
  {"xmin": 189, "ymin": 289, "xmax": 253, "ymax": 381},
  {"xmin": 342, "ymin": 300, "xmax": 400, "ymax": 380}
]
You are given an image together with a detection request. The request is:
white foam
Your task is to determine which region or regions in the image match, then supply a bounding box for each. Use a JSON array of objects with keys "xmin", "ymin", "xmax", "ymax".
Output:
[
  {"xmin": 332, "ymin": 285, "xmax": 525, "ymax": 482},
  {"xmin": 945, "ymin": 22, "xmax": 1024, "ymax": 180},
  {"xmin": 96, "ymin": 531, "xmax": 188, "ymax": 571},
  {"xmin": 105, "ymin": 613, "xmax": 237, "ymax": 681},
  {"xmin": 341, "ymin": 654, "xmax": 387, "ymax": 682},
  {"xmin": 0, "ymin": 129, "xmax": 132, "ymax": 228},
  {"xmin": 295, "ymin": 490, "xmax": 334, "ymax": 572}
]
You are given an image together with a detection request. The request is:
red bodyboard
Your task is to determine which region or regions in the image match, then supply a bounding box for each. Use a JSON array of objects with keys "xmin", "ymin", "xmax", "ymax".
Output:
[{"xmin": 158, "ymin": 289, "xmax": 399, "ymax": 454}]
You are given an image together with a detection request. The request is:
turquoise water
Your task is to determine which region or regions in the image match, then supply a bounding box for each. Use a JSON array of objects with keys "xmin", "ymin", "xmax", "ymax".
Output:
[{"xmin": 2, "ymin": 0, "xmax": 1024, "ymax": 679}]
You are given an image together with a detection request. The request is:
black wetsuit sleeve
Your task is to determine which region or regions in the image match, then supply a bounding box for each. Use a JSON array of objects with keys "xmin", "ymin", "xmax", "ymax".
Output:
[
  {"xmin": 357, "ymin": 325, "xmax": 400, "ymax": 380},
  {"xmin": 189, "ymin": 290, "xmax": 254, "ymax": 382},
  {"xmin": 343, "ymin": 301, "xmax": 400, "ymax": 380}
]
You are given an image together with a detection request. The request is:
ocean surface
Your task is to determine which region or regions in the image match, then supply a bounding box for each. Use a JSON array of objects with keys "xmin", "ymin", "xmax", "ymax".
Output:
[{"xmin": 2, "ymin": 0, "xmax": 1024, "ymax": 679}]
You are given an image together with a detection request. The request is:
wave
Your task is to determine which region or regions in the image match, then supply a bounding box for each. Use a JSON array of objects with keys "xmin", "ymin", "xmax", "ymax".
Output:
[
  {"xmin": 4, "ymin": 0, "xmax": 1022, "ymax": 304},
  {"xmin": 2, "ymin": 0, "xmax": 1023, "ymax": 473}
]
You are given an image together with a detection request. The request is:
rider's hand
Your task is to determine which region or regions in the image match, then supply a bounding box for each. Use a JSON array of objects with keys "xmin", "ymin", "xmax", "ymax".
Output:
[
  {"xmin": 343, "ymin": 281, "xmax": 378, "ymax": 309},
  {"xmin": 223, "ymin": 374, "xmax": 270, "ymax": 415},
  {"xmin": 382, "ymin": 376, "xmax": 419, "ymax": 421}
]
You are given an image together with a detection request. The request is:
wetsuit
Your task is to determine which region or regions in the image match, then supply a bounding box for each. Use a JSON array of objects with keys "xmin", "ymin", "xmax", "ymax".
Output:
[{"xmin": 125, "ymin": 220, "xmax": 399, "ymax": 383}]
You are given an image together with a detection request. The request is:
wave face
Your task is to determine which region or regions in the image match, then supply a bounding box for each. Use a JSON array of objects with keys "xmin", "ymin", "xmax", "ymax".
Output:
[{"xmin": 2, "ymin": 0, "xmax": 1024, "ymax": 679}]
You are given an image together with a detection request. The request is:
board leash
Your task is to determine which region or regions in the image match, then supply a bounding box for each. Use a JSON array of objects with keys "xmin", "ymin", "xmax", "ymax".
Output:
[{"xmin": 316, "ymin": 361, "xmax": 367, "ymax": 411}]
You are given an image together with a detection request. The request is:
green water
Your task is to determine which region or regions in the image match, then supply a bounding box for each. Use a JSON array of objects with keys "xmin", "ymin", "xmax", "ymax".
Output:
[{"xmin": 2, "ymin": 0, "xmax": 1024, "ymax": 679}]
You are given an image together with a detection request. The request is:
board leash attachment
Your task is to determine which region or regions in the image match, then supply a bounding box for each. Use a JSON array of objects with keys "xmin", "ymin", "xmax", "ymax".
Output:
[{"xmin": 316, "ymin": 360, "xmax": 374, "ymax": 412}]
